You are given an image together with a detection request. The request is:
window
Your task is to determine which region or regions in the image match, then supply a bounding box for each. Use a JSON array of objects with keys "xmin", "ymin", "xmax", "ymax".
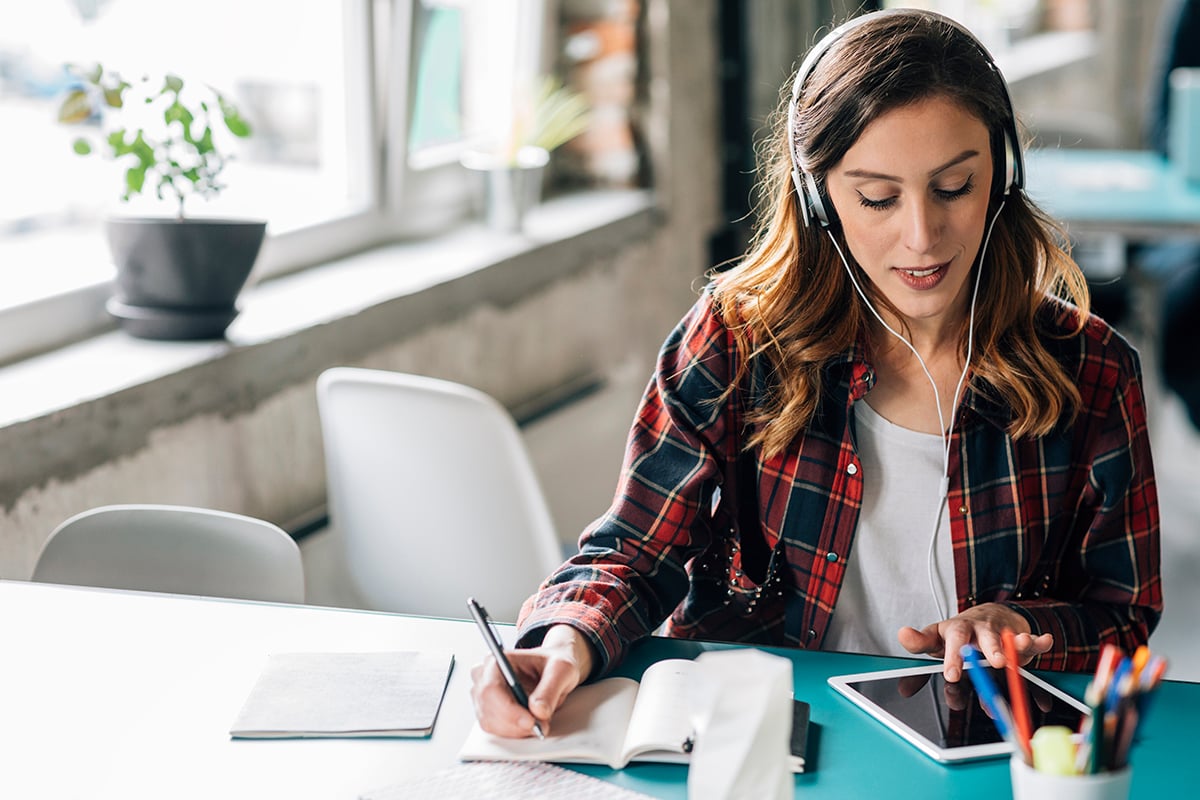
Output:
[
  {"xmin": 408, "ymin": 0, "xmax": 541, "ymax": 163},
  {"xmin": 0, "ymin": 0, "xmax": 547, "ymax": 362}
]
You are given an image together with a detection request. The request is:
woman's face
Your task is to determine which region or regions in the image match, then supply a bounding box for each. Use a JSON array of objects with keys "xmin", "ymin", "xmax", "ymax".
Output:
[{"xmin": 824, "ymin": 95, "xmax": 994, "ymax": 331}]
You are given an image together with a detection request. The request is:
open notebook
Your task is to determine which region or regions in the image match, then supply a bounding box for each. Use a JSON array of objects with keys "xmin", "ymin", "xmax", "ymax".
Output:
[{"xmin": 459, "ymin": 657, "xmax": 810, "ymax": 771}]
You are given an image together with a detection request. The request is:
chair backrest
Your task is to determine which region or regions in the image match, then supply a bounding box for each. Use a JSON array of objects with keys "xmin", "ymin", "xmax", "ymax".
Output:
[
  {"xmin": 316, "ymin": 367, "xmax": 564, "ymax": 622},
  {"xmin": 32, "ymin": 504, "xmax": 306, "ymax": 604}
]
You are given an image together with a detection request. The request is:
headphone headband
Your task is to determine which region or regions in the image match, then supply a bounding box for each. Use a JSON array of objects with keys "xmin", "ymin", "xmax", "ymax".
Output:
[{"xmin": 787, "ymin": 9, "xmax": 1024, "ymax": 229}]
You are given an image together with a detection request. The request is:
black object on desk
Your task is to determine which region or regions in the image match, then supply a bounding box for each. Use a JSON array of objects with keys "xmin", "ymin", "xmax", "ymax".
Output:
[{"xmin": 791, "ymin": 698, "xmax": 812, "ymax": 772}]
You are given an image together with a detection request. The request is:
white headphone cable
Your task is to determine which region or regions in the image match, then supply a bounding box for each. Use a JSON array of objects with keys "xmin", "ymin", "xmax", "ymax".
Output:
[{"xmin": 825, "ymin": 199, "xmax": 1005, "ymax": 621}]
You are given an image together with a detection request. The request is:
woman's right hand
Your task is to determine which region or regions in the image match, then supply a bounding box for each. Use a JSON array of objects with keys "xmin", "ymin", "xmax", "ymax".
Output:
[{"xmin": 469, "ymin": 623, "xmax": 595, "ymax": 738}]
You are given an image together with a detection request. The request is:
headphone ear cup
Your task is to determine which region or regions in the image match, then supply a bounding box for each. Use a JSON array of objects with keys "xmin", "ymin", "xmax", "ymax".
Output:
[
  {"xmin": 1003, "ymin": 130, "xmax": 1018, "ymax": 196},
  {"xmin": 995, "ymin": 69, "xmax": 1024, "ymax": 195},
  {"xmin": 989, "ymin": 128, "xmax": 1019, "ymax": 199}
]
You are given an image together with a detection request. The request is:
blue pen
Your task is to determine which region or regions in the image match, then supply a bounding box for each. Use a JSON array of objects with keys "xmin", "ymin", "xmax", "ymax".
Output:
[
  {"xmin": 1107, "ymin": 657, "xmax": 1132, "ymax": 710},
  {"xmin": 1099, "ymin": 656, "xmax": 1133, "ymax": 770},
  {"xmin": 959, "ymin": 644, "xmax": 1018, "ymax": 745}
]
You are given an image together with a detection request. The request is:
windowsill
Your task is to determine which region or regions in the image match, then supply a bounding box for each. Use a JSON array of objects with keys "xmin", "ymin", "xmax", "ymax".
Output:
[{"xmin": 0, "ymin": 188, "xmax": 659, "ymax": 433}]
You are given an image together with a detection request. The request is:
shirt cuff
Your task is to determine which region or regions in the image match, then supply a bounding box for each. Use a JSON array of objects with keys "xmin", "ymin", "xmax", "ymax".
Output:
[{"xmin": 516, "ymin": 599, "xmax": 624, "ymax": 679}]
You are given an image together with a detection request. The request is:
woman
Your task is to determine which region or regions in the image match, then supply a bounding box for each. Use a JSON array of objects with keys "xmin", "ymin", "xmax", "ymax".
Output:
[{"xmin": 472, "ymin": 8, "xmax": 1162, "ymax": 738}]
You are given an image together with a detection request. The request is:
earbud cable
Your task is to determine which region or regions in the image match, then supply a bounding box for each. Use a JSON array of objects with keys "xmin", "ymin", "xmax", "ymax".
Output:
[{"xmin": 826, "ymin": 200, "xmax": 1005, "ymax": 621}]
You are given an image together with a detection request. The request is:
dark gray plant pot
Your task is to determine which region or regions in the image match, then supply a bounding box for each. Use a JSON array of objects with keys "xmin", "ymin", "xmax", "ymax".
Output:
[{"xmin": 105, "ymin": 217, "xmax": 267, "ymax": 340}]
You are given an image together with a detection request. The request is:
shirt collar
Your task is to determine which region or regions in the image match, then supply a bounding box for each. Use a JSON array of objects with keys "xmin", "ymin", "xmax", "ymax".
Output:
[
  {"xmin": 834, "ymin": 339, "xmax": 1014, "ymax": 432},
  {"xmin": 830, "ymin": 338, "xmax": 875, "ymax": 402}
]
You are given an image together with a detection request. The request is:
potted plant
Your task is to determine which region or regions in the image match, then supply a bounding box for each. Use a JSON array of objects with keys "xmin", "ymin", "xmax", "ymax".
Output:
[
  {"xmin": 460, "ymin": 75, "xmax": 591, "ymax": 232},
  {"xmin": 58, "ymin": 63, "xmax": 263, "ymax": 340}
]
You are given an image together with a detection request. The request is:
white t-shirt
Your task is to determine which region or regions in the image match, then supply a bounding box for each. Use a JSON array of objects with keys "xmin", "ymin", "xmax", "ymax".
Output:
[{"xmin": 823, "ymin": 399, "xmax": 956, "ymax": 657}]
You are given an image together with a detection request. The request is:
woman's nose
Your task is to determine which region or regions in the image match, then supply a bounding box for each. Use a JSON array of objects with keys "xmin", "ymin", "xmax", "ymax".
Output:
[{"xmin": 903, "ymin": 198, "xmax": 943, "ymax": 254}]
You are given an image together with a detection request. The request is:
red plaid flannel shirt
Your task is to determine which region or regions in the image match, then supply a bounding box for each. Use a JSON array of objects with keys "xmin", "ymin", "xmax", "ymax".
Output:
[{"xmin": 517, "ymin": 289, "xmax": 1162, "ymax": 676}]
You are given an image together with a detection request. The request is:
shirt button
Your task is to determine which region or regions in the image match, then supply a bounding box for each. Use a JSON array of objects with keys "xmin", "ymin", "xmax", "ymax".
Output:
[
  {"xmin": 808, "ymin": 629, "xmax": 817, "ymax": 640},
  {"xmin": 958, "ymin": 504, "xmax": 968, "ymax": 514},
  {"xmin": 826, "ymin": 552, "xmax": 839, "ymax": 563},
  {"xmin": 846, "ymin": 462, "xmax": 859, "ymax": 476}
]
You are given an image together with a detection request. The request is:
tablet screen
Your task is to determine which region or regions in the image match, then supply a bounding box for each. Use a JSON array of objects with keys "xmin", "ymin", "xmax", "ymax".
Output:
[
  {"xmin": 829, "ymin": 663, "xmax": 1090, "ymax": 762},
  {"xmin": 845, "ymin": 667, "xmax": 1084, "ymax": 748}
]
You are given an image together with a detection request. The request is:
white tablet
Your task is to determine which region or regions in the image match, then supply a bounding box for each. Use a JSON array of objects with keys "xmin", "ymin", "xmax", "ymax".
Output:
[{"xmin": 828, "ymin": 662, "xmax": 1090, "ymax": 763}]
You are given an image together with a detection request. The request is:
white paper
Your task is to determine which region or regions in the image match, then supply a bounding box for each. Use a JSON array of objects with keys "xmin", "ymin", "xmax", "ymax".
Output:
[
  {"xmin": 230, "ymin": 651, "xmax": 454, "ymax": 737},
  {"xmin": 686, "ymin": 649, "xmax": 794, "ymax": 800}
]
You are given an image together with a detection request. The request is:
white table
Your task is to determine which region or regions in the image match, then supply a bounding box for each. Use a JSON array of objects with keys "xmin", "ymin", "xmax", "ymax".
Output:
[
  {"xmin": 11, "ymin": 581, "xmax": 1197, "ymax": 800},
  {"xmin": 1, "ymin": 580, "xmax": 492, "ymax": 800}
]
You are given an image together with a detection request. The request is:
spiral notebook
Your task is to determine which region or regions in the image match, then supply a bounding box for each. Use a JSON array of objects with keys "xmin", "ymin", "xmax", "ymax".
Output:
[{"xmin": 360, "ymin": 762, "xmax": 658, "ymax": 800}]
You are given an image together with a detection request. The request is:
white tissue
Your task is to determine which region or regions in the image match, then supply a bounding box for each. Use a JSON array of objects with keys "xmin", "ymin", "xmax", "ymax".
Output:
[{"xmin": 685, "ymin": 649, "xmax": 794, "ymax": 800}]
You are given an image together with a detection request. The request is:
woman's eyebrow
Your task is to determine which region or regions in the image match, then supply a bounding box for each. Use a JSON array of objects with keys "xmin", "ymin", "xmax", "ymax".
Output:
[{"xmin": 842, "ymin": 149, "xmax": 982, "ymax": 182}]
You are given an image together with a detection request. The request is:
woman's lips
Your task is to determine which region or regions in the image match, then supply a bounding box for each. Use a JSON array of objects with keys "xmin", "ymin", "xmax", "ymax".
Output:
[{"xmin": 893, "ymin": 260, "xmax": 951, "ymax": 290}]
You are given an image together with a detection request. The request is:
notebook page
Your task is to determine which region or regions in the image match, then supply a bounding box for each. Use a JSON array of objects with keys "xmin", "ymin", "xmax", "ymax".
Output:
[{"xmin": 621, "ymin": 657, "xmax": 696, "ymax": 762}]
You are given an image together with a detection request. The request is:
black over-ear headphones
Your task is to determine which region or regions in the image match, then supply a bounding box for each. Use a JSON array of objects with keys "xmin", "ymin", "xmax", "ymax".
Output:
[{"xmin": 786, "ymin": 9, "xmax": 1025, "ymax": 229}]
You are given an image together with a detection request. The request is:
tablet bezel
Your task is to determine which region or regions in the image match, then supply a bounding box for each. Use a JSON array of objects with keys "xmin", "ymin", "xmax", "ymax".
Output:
[{"xmin": 827, "ymin": 662, "xmax": 1090, "ymax": 764}]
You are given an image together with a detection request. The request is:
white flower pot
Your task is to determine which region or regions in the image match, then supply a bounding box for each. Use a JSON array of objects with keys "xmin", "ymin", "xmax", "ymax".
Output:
[{"xmin": 461, "ymin": 146, "xmax": 550, "ymax": 233}]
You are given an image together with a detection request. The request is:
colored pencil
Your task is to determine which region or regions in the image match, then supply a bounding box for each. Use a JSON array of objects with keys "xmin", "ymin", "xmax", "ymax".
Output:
[{"xmin": 1000, "ymin": 628, "xmax": 1034, "ymax": 762}]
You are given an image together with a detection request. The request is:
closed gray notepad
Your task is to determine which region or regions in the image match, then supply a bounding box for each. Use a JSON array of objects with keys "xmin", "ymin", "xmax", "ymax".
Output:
[{"xmin": 230, "ymin": 651, "xmax": 455, "ymax": 738}]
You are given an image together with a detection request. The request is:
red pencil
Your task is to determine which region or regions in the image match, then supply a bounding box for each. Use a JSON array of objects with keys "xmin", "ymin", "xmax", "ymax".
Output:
[
  {"xmin": 1001, "ymin": 628, "xmax": 1033, "ymax": 762},
  {"xmin": 1094, "ymin": 644, "xmax": 1122, "ymax": 696}
]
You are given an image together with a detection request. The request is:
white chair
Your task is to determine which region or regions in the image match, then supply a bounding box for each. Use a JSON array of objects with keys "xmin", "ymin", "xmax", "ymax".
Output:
[
  {"xmin": 32, "ymin": 504, "xmax": 306, "ymax": 604},
  {"xmin": 316, "ymin": 367, "xmax": 564, "ymax": 622}
]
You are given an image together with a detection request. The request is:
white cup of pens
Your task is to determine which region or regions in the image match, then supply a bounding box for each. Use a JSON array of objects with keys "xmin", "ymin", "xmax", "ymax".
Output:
[{"xmin": 962, "ymin": 638, "xmax": 1167, "ymax": 800}]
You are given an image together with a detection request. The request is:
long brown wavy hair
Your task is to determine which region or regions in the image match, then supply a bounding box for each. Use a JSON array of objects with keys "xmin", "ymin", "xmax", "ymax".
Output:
[{"xmin": 712, "ymin": 10, "xmax": 1091, "ymax": 458}]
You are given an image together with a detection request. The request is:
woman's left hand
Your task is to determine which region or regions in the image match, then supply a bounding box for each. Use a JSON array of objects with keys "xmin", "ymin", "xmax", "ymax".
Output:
[{"xmin": 897, "ymin": 603, "xmax": 1054, "ymax": 682}]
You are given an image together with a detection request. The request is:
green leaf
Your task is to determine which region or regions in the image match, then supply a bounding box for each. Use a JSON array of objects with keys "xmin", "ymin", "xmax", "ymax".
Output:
[
  {"xmin": 217, "ymin": 94, "xmax": 252, "ymax": 137},
  {"xmin": 103, "ymin": 86, "xmax": 125, "ymax": 109},
  {"xmin": 164, "ymin": 101, "xmax": 193, "ymax": 130},
  {"xmin": 196, "ymin": 127, "xmax": 215, "ymax": 154},
  {"xmin": 164, "ymin": 74, "xmax": 184, "ymax": 93},
  {"xmin": 71, "ymin": 138, "xmax": 92, "ymax": 155},
  {"xmin": 224, "ymin": 112, "xmax": 251, "ymax": 138},
  {"xmin": 130, "ymin": 132, "xmax": 156, "ymax": 170},
  {"xmin": 106, "ymin": 129, "xmax": 129, "ymax": 152},
  {"xmin": 57, "ymin": 89, "xmax": 93, "ymax": 124},
  {"xmin": 125, "ymin": 165, "xmax": 146, "ymax": 195}
]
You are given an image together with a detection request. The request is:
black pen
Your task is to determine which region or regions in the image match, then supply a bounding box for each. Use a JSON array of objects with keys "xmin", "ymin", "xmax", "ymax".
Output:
[{"xmin": 467, "ymin": 597, "xmax": 546, "ymax": 740}]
